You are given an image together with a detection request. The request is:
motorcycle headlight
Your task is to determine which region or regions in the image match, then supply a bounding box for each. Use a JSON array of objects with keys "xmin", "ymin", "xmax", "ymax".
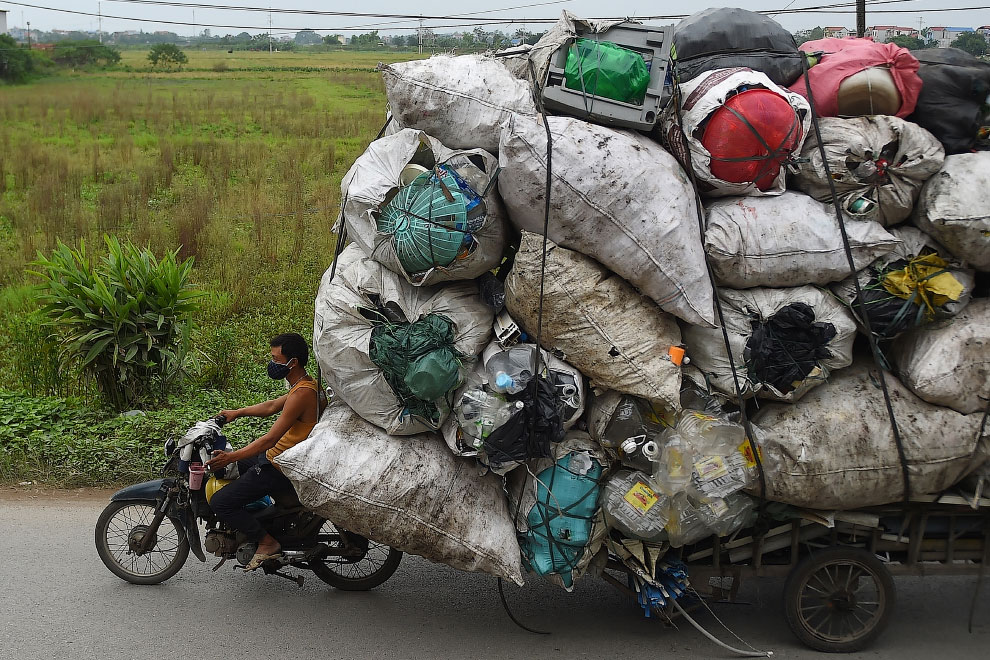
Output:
[{"xmin": 164, "ymin": 438, "xmax": 177, "ymax": 456}]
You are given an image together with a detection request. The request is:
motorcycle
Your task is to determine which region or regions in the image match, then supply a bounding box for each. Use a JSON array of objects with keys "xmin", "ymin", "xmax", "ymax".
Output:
[{"xmin": 95, "ymin": 415, "xmax": 402, "ymax": 590}]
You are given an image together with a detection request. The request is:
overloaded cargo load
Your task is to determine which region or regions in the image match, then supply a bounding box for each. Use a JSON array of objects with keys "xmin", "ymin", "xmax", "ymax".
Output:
[
  {"xmin": 339, "ymin": 129, "xmax": 508, "ymax": 286},
  {"xmin": 789, "ymin": 38, "xmax": 923, "ymax": 118},
  {"xmin": 908, "ymin": 48, "xmax": 990, "ymax": 154},
  {"xmin": 831, "ymin": 226, "xmax": 975, "ymax": 340},
  {"xmin": 312, "ymin": 244, "xmax": 492, "ymax": 435},
  {"xmin": 792, "ymin": 115, "xmax": 944, "ymax": 227},
  {"xmin": 891, "ymin": 298, "xmax": 990, "ymax": 415},
  {"xmin": 498, "ymin": 113, "xmax": 716, "ymax": 327},
  {"xmin": 752, "ymin": 360, "xmax": 989, "ymax": 509},
  {"xmin": 508, "ymin": 431, "xmax": 608, "ymax": 590},
  {"xmin": 275, "ymin": 403, "xmax": 525, "ymax": 585},
  {"xmin": 682, "ymin": 286, "xmax": 857, "ymax": 402},
  {"xmin": 504, "ymin": 232, "xmax": 684, "ymax": 412},
  {"xmin": 912, "ymin": 152, "xmax": 990, "ymax": 271},
  {"xmin": 671, "ymin": 8, "xmax": 805, "ymax": 87},
  {"xmin": 381, "ymin": 54, "xmax": 537, "ymax": 154},
  {"xmin": 704, "ymin": 191, "xmax": 901, "ymax": 288},
  {"xmin": 662, "ymin": 67, "xmax": 810, "ymax": 198}
]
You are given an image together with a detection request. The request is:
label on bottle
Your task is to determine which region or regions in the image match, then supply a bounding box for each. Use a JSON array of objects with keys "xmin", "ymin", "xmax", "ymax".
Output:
[
  {"xmin": 706, "ymin": 498, "xmax": 730, "ymax": 518},
  {"xmin": 623, "ymin": 481, "xmax": 659, "ymax": 515},
  {"xmin": 694, "ymin": 456, "xmax": 729, "ymax": 482},
  {"xmin": 738, "ymin": 441, "xmax": 763, "ymax": 469}
]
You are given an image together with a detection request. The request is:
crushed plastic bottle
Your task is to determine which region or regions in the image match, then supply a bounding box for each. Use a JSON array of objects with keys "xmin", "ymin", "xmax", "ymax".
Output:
[
  {"xmin": 654, "ymin": 431, "xmax": 697, "ymax": 496},
  {"xmin": 602, "ymin": 469, "xmax": 669, "ymax": 542},
  {"xmin": 695, "ymin": 492, "xmax": 757, "ymax": 537},
  {"xmin": 454, "ymin": 386, "xmax": 521, "ymax": 447},
  {"xmin": 599, "ymin": 395, "xmax": 664, "ymax": 449},
  {"xmin": 664, "ymin": 492, "xmax": 713, "ymax": 548},
  {"xmin": 659, "ymin": 411, "xmax": 756, "ymax": 501},
  {"xmin": 486, "ymin": 344, "xmax": 539, "ymax": 395}
]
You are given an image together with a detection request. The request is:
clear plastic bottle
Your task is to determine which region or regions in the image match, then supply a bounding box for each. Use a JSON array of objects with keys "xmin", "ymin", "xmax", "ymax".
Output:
[
  {"xmin": 696, "ymin": 492, "xmax": 757, "ymax": 537},
  {"xmin": 664, "ymin": 492, "xmax": 712, "ymax": 548},
  {"xmin": 654, "ymin": 432, "xmax": 697, "ymax": 496},
  {"xmin": 486, "ymin": 345, "xmax": 538, "ymax": 395},
  {"xmin": 602, "ymin": 469, "xmax": 669, "ymax": 542},
  {"xmin": 455, "ymin": 387, "xmax": 520, "ymax": 447}
]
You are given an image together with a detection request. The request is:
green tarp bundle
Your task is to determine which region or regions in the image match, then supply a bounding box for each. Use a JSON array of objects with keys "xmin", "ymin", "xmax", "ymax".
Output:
[
  {"xmin": 369, "ymin": 313, "xmax": 462, "ymax": 420},
  {"xmin": 564, "ymin": 38, "xmax": 650, "ymax": 105}
]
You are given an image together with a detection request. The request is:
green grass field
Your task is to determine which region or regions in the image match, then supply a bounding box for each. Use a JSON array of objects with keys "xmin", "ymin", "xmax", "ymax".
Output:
[{"xmin": 0, "ymin": 49, "xmax": 424, "ymax": 484}]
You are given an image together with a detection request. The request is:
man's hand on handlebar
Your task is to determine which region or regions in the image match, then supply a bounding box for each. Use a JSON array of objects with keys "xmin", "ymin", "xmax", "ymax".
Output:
[
  {"xmin": 206, "ymin": 450, "xmax": 234, "ymax": 471},
  {"xmin": 216, "ymin": 410, "xmax": 239, "ymax": 424}
]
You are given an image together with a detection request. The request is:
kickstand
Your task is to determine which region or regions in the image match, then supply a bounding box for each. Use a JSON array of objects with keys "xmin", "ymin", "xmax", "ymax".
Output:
[
  {"xmin": 268, "ymin": 570, "xmax": 305, "ymax": 587},
  {"xmin": 212, "ymin": 557, "xmax": 227, "ymax": 572}
]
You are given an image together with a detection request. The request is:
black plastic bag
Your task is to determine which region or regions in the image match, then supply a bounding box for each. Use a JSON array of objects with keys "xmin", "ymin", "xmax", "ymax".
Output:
[
  {"xmin": 672, "ymin": 8, "xmax": 804, "ymax": 87},
  {"xmin": 908, "ymin": 48, "xmax": 990, "ymax": 154},
  {"xmin": 482, "ymin": 376, "xmax": 564, "ymax": 468},
  {"xmin": 744, "ymin": 302, "xmax": 837, "ymax": 394}
]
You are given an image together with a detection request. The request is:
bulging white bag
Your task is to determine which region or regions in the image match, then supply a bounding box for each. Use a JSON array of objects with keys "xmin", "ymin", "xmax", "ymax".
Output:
[
  {"xmin": 276, "ymin": 403, "xmax": 525, "ymax": 585},
  {"xmin": 505, "ymin": 233, "xmax": 683, "ymax": 412},
  {"xmin": 340, "ymin": 129, "xmax": 508, "ymax": 287},
  {"xmin": 498, "ymin": 113, "xmax": 715, "ymax": 327},
  {"xmin": 891, "ymin": 298, "xmax": 990, "ymax": 414},
  {"xmin": 313, "ymin": 244, "xmax": 492, "ymax": 435},
  {"xmin": 792, "ymin": 115, "xmax": 945, "ymax": 227},
  {"xmin": 705, "ymin": 192, "xmax": 901, "ymax": 288},
  {"xmin": 382, "ymin": 54, "xmax": 537, "ymax": 154},
  {"xmin": 753, "ymin": 361, "xmax": 989, "ymax": 509},
  {"xmin": 912, "ymin": 152, "xmax": 990, "ymax": 271},
  {"xmin": 682, "ymin": 286, "xmax": 857, "ymax": 402}
]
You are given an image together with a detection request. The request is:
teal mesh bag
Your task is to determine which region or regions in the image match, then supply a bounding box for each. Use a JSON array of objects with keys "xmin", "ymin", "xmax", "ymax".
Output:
[
  {"xmin": 377, "ymin": 170, "xmax": 469, "ymax": 274},
  {"xmin": 564, "ymin": 38, "xmax": 650, "ymax": 105}
]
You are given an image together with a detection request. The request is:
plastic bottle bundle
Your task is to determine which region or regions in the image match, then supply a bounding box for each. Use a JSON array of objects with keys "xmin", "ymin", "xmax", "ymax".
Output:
[
  {"xmin": 602, "ymin": 469, "xmax": 670, "ymax": 542},
  {"xmin": 695, "ymin": 492, "xmax": 757, "ymax": 537},
  {"xmin": 663, "ymin": 492, "xmax": 713, "ymax": 547},
  {"xmin": 454, "ymin": 386, "xmax": 524, "ymax": 449},
  {"xmin": 486, "ymin": 344, "xmax": 538, "ymax": 394},
  {"xmin": 674, "ymin": 412, "xmax": 756, "ymax": 501}
]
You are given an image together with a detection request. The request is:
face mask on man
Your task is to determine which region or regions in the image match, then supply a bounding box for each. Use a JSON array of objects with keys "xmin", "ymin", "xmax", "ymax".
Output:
[{"xmin": 267, "ymin": 358, "xmax": 294, "ymax": 380}]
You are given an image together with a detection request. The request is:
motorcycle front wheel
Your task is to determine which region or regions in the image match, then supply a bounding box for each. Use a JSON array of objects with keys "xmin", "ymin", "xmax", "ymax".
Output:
[
  {"xmin": 95, "ymin": 500, "xmax": 189, "ymax": 585},
  {"xmin": 310, "ymin": 522, "xmax": 402, "ymax": 591}
]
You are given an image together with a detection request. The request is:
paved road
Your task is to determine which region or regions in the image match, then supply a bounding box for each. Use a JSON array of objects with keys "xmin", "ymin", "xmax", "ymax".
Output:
[{"xmin": 1, "ymin": 490, "xmax": 987, "ymax": 659}]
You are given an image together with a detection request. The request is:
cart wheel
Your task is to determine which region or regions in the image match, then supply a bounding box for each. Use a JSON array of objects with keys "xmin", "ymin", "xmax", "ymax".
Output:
[{"xmin": 783, "ymin": 546, "xmax": 894, "ymax": 653}]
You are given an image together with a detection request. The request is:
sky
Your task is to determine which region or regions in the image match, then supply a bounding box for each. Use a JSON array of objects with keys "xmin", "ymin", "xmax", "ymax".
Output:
[{"xmin": 1, "ymin": 0, "xmax": 988, "ymax": 37}]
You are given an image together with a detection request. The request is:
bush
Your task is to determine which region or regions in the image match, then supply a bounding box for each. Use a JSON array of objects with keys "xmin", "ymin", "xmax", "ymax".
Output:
[
  {"xmin": 32, "ymin": 236, "xmax": 200, "ymax": 411},
  {"xmin": 0, "ymin": 34, "xmax": 35, "ymax": 83},
  {"xmin": 148, "ymin": 43, "xmax": 189, "ymax": 70},
  {"xmin": 52, "ymin": 40, "xmax": 121, "ymax": 68}
]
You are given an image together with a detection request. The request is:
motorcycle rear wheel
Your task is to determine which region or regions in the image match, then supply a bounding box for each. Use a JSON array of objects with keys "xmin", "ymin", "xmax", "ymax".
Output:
[
  {"xmin": 95, "ymin": 500, "xmax": 189, "ymax": 585},
  {"xmin": 310, "ymin": 522, "xmax": 402, "ymax": 591}
]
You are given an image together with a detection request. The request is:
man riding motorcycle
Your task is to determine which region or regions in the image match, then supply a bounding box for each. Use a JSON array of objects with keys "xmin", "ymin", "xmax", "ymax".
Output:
[{"xmin": 206, "ymin": 332, "xmax": 321, "ymax": 571}]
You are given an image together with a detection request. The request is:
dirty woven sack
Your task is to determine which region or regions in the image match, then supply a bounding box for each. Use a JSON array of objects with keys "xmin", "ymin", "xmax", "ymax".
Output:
[
  {"xmin": 831, "ymin": 226, "xmax": 975, "ymax": 340},
  {"xmin": 792, "ymin": 115, "xmax": 944, "ymax": 227},
  {"xmin": 682, "ymin": 286, "xmax": 857, "ymax": 402},
  {"xmin": 381, "ymin": 55, "xmax": 536, "ymax": 154},
  {"xmin": 672, "ymin": 8, "xmax": 805, "ymax": 87},
  {"xmin": 275, "ymin": 403, "xmax": 524, "ymax": 585},
  {"xmin": 891, "ymin": 298, "xmax": 990, "ymax": 415},
  {"xmin": 752, "ymin": 360, "xmax": 989, "ymax": 509},
  {"xmin": 705, "ymin": 191, "xmax": 901, "ymax": 288},
  {"xmin": 498, "ymin": 114, "xmax": 715, "ymax": 327},
  {"xmin": 662, "ymin": 67, "xmax": 810, "ymax": 198},
  {"xmin": 504, "ymin": 233, "xmax": 683, "ymax": 412},
  {"xmin": 508, "ymin": 431, "xmax": 608, "ymax": 591},
  {"xmin": 908, "ymin": 48, "xmax": 990, "ymax": 154},
  {"xmin": 912, "ymin": 152, "xmax": 990, "ymax": 272},
  {"xmin": 313, "ymin": 244, "xmax": 492, "ymax": 435},
  {"xmin": 340, "ymin": 129, "xmax": 508, "ymax": 287}
]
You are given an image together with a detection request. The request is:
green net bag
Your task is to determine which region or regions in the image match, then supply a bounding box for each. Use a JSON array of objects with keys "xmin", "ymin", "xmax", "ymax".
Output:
[{"xmin": 564, "ymin": 38, "xmax": 650, "ymax": 105}]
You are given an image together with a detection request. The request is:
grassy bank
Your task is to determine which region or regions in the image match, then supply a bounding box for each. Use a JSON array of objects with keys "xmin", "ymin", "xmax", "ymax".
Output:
[{"xmin": 0, "ymin": 50, "xmax": 422, "ymax": 485}]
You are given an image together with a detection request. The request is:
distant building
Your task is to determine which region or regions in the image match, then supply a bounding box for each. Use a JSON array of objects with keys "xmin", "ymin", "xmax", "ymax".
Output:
[
  {"xmin": 0, "ymin": 10, "xmax": 8, "ymax": 36},
  {"xmin": 823, "ymin": 27, "xmax": 851, "ymax": 39},
  {"xmin": 977, "ymin": 26, "xmax": 990, "ymax": 41},
  {"xmin": 868, "ymin": 26, "xmax": 917, "ymax": 42},
  {"xmin": 928, "ymin": 26, "xmax": 974, "ymax": 48}
]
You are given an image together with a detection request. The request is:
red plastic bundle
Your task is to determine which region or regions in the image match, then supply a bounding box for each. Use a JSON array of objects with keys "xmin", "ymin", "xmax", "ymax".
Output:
[{"xmin": 701, "ymin": 89, "xmax": 803, "ymax": 191}]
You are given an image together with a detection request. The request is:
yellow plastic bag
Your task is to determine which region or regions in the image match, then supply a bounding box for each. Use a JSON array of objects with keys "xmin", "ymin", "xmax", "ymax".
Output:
[{"xmin": 882, "ymin": 253, "xmax": 964, "ymax": 318}]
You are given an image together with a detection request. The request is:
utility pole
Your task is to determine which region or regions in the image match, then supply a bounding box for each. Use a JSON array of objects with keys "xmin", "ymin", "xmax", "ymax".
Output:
[
  {"xmin": 856, "ymin": 0, "xmax": 866, "ymax": 38},
  {"xmin": 98, "ymin": 2, "xmax": 103, "ymax": 43},
  {"xmin": 269, "ymin": 9, "xmax": 273, "ymax": 53},
  {"xmin": 418, "ymin": 18, "xmax": 424, "ymax": 55},
  {"xmin": 26, "ymin": 21, "xmax": 31, "ymax": 48}
]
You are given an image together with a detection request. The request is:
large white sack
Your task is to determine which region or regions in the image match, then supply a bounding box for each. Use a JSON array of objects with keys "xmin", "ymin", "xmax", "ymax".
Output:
[
  {"xmin": 792, "ymin": 115, "xmax": 945, "ymax": 227},
  {"xmin": 682, "ymin": 286, "xmax": 857, "ymax": 402},
  {"xmin": 313, "ymin": 244, "xmax": 492, "ymax": 435},
  {"xmin": 498, "ymin": 113, "xmax": 716, "ymax": 327},
  {"xmin": 831, "ymin": 225, "xmax": 975, "ymax": 340},
  {"xmin": 275, "ymin": 403, "xmax": 525, "ymax": 585},
  {"xmin": 891, "ymin": 298, "xmax": 990, "ymax": 414},
  {"xmin": 705, "ymin": 192, "xmax": 901, "ymax": 288},
  {"xmin": 661, "ymin": 67, "xmax": 811, "ymax": 198},
  {"xmin": 339, "ymin": 129, "xmax": 507, "ymax": 287},
  {"xmin": 753, "ymin": 360, "xmax": 989, "ymax": 509},
  {"xmin": 505, "ymin": 233, "xmax": 683, "ymax": 412},
  {"xmin": 912, "ymin": 152, "xmax": 990, "ymax": 271},
  {"xmin": 382, "ymin": 54, "xmax": 537, "ymax": 154}
]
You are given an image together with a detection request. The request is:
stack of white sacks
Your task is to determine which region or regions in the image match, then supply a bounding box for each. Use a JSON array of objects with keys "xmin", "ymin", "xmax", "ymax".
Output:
[{"xmin": 274, "ymin": 10, "xmax": 990, "ymax": 591}]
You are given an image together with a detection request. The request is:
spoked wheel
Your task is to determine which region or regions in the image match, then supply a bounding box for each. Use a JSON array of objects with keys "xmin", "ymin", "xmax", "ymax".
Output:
[
  {"xmin": 310, "ymin": 521, "xmax": 402, "ymax": 591},
  {"xmin": 95, "ymin": 500, "xmax": 189, "ymax": 585},
  {"xmin": 784, "ymin": 546, "xmax": 895, "ymax": 653}
]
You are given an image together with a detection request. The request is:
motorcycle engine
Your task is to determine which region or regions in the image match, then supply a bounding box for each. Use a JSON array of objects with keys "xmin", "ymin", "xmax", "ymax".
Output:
[
  {"xmin": 203, "ymin": 530, "xmax": 238, "ymax": 556},
  {"xmin": 235, "ymin": 542, "xmax": 259, "ymax": 566}
]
